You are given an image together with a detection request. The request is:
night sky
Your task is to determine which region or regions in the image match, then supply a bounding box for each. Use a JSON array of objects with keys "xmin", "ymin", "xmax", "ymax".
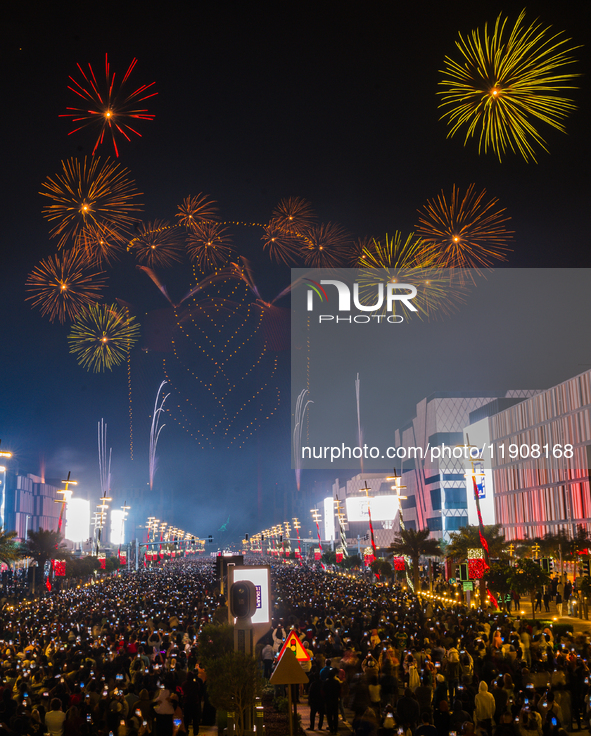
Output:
[{"xmin": 1, "ymin": 1, "xmax": 590, "ymax": 541}]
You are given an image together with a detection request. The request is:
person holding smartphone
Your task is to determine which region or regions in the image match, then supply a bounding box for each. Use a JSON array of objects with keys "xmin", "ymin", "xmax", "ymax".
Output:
[
  {"xmin": 45, "ymin": 698, "xmax": 66, "ymax": 736},
  {"xmin": 153, "ymin": 676, "xmax": 175, "ymax": 736}
]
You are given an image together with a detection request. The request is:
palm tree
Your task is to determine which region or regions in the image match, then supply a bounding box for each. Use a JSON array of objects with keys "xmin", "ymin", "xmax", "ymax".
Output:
[
  {"xmin": 507, "ymin": 559, "xmax": 551, "ymax": 621},
  {"xmin": 387, "ymin": 528, "xmax": 442, "ymax": 591},
  {"xmin": 445, "ymin": 524, "xmax": 509, "ymax": 561},
  {"xmin": 446, "ymin": 524, "xmax": 509, "ymax": 606},
  {"xmin": 23, "ymin": 528, "xmax": 70, "ymax": 592},
  {"xmin": 0, "ymin": 528, "xmax": 21, "ymax": 566}
]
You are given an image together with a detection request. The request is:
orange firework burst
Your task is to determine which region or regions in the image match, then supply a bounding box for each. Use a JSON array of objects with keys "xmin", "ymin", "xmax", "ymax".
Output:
[
  {"xmin": 301, "ymin": 222, "xmax": 351, "ymax": 268},
  {"xmin": 25, "ymin": 249, "xmax": 107, "ymax": 324},
  {"xmin": 60, "ymin": 54, "xmax": 157, "ymax": 157},
  {"xmin": 40, "ymin": 157, "xmax": 142, "ymax": 249},
  {"xmin": 271, "ymin": 197, "xmax": 316, "ymax": 234},
  {"xmin": 176, "ymin": 194, "xmax": 219, "ymax": 228},
  {"xmin": 186, "ymin": 222, "xmax": 234, "ymax": 270},
  {"xmin": 78, "ymin": 224, "xmax": 125, "ymax": 266},
  {"xmin": 261, "ymin": 222, "xmax": 301, "ymax": 266},
  {"xmin": 348, "ymin": 236, "xmax": 375, "ymax": 267},
  {"xmin": 416, "ymin": 184, "xmax": 513, "ymax": 270},
  {"xmin": 129, "ymin": 219, "xmax": 183, "ymax": 268}
]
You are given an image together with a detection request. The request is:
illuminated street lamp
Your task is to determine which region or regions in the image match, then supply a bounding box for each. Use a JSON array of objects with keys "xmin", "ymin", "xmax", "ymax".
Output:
[
  {"xmin": 311, "ymin": 507, "xmax": 323, "ymax": 553},
  {"xmin": 55, "ymin": 472, "xmax": 78, "ymax": 535}
]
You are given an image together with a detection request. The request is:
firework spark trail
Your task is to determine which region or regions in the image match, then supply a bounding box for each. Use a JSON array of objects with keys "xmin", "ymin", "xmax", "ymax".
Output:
[
  {"xmin": 149, "ymin": 381, "xmax": 170, "ymax": 491},
  {"xmin": 293, "ymin": 389, "xmax": 313, "ymax": 491},
  {"xmin": 355, "ymin": 373, "xmax": 363, "ymax": 475},
  {"xmin": 98, "ymin": 419, "xmax": 112, "ymax": 498}
]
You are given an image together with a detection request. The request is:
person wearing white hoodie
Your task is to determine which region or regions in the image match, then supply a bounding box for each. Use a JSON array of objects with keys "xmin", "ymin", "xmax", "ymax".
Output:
[{"xmin": 474, "ymin": 681, "xmax": 495, "ymax": 736}]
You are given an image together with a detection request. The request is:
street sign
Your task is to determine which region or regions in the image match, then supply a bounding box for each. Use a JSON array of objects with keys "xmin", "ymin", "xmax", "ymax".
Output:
[
  {"xmin": 463, "ymin": 581, "xmax": 474, "ymax": 591},
  {"xmin": 269, "ymin": 647, "xmax": 309, "ymax": 685},
  {"xmin": 448, "ymin": 578, "xmax": 456, "ymax": 584},
  {"xmin": 277, "ymin": 631, "xmax": 311, "ymax": 663}
]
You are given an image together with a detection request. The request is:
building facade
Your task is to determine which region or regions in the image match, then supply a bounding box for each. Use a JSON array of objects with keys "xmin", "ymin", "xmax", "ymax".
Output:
[
  {"xmin": 394, "ymin": 391, "xmax": 537, "ymax": 540},
  {"xmin": 467, "ymin": 369, "xmax": 591, "ymax": 541}
]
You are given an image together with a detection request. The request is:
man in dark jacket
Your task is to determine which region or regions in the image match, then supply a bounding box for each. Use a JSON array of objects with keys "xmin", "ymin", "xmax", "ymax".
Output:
[
  {"xmin": 322, "ymin": 670, "xmax": 341, "ymax": 735},
  {"xmin": 308, "ymin": 676, "xmax": 325, "ymax": 731},
  {"xmin": 396, "ymin": 687, "xmax": 420, "ymax": 731},
  {"xmin": 450, "ymin": 699, "xmax": 472, "ymax": 732}
]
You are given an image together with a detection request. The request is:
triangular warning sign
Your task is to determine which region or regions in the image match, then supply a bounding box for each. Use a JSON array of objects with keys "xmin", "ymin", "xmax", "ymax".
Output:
[
  {"xmin": 269, "ymin": 646, "xmax": 309, "ymax": 685},
  {"xmin": 277, "ymin": 631, "xmax": 311, "ymax": 663}
]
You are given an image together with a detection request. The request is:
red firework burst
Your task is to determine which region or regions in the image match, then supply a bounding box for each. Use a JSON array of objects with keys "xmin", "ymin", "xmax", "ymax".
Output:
[{"xmin": 60, "ymin": 54, "xmax": 157, "ymax": 157}]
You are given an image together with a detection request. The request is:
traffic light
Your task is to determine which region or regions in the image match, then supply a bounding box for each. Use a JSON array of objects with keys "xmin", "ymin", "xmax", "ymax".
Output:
[
  {"xmin": 459, "ymin": 563, "xmax": 469, "ymax": 582},
  {"xmin": 208, "ymin": 535, "xmax": 213, "ymax": 544},
  {"xmin": 582, "ymin": 559, "xmax": 590, "ymax": 576},
  {"xmin": 542, "ymin": 558, "xmax": 554, "ymax": 573},
  {"xmin": 245, "ymin": 533, "xmax": 249, "ymax": 541},
  {"xmin": 229, "ymin": 580, "xmax": 257, "ymax": 619}
]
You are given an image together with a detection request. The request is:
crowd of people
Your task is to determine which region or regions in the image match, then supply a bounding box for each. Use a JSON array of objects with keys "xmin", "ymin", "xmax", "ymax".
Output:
[
  {"xmin": 0, "ymin": 557, "xmax": 587, "ymax": 736},
  {"xmin": 265, "ymin": 566, "xmax": 591, "ymax": 736}
]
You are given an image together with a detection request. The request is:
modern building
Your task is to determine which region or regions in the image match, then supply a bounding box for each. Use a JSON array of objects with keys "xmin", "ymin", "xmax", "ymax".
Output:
[
  {"xmin": 331, "ymin": 472, "xmax": 403, "ymax": 550},
  {"xmin": 2, "ymin": 470, "xmax": 61, "ymax": 539},
  {"xmin": 464, "ymin": 369, "xmax": 591, "ymax": 541},
  {"xmin": 393, "ymin": 391, "xmax": 537, "ymax": 540}
]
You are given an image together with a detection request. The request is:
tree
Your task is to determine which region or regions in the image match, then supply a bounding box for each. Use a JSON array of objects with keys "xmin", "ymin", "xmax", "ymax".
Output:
[
  {"xmin": 445, "ymin": 524, "xmax": 509, "ymax": 561},
  {"xmin": 322, "ymin": 550, "xmax": 337, "ymax": 565},
  {"xmin": 486, "ymin": 562, "xmax": 513, "ymax": 611},
  {"xmin": 343, "ymin": 554, "xmax": 361, "ymax": 570},
  {"xmin": 206, "ymin": 651, "xmax": 263, "ymax": 736},
  {"xmin": 23, "ymin": 528, "xmax": 71, "ymax": 593},
  {"xmin": 0, "ymin": 529, "xmax": 21, "ymax": 566},
  {"xmin": 507, "ymin": 558, "xmax": 551, "ymax": 621},
  {"xmin": 446, "ymin": 524, "xmax": 509, "ymax": 606},
  {"xmin": 198, "ymin": 624, "xmax": 234, "ymax": 663},
  {"xmin": 388, "ymin": 528, "xmax": 442, "ymax": 592},
  {"xmin": 370, "ymin": 558, "xmax": 393, "ymax": 578},
  {"xmin": 65, "ymin": 556, "xmax": 100, "ymax": 579}
]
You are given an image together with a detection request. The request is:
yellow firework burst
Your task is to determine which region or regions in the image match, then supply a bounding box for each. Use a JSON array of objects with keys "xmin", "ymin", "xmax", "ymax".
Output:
[
  {"xmin": 357, "ymin": 232, "xmax": 468, "ymax": 319},
  {"xmin": 68, "ymin": 303, "xmax": 141, "ymax": 372},
  {"xmin": 439, "ymin": 10, "xmax": 580, "ymax": 161}
]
